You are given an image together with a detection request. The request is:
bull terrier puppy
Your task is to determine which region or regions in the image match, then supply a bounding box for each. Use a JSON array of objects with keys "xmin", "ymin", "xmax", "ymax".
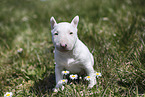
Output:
[{"xmin": 50, "ymin": 16, "xmax": 96, "ymax": 92}]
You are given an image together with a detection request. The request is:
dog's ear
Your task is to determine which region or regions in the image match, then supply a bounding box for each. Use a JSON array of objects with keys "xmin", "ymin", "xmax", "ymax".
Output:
[
  {"xmin": 50, "ymin": 17, "xmax": 57, "ymax": 29},
  {"xmin": 71, "ymin": 16, "xmax": 79, "ymax": 28}
]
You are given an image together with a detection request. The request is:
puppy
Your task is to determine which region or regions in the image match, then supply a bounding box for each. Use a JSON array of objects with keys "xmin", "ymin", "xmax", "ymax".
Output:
[{"xmin": 50, "ymin": 16, "xmax": 96, "ymax": 91}]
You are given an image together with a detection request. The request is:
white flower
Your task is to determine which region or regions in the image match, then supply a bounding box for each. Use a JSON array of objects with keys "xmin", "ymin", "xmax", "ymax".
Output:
[
  {"xmin": 62, "ymin": 70, "xmax": 70, "ymax": 75},
  {"xmin": 69, "ymin": 74, "xmax": 78, "ymax": 80},
  {"xmin": 17, "ymin": 48, "xmax": 23, "ymax": 53},
  {"xmin": 84, "ymin": 76, "xmax": 91, "ymax": 81},
  {"xmin": 113, "ymin": 34, "xmax": 116, "ymax": 36},
  {"xmin": 79, "ymin": 76, "xmax": 82, "ymax": 80},
  {"xmin": 61, "ymin": 79, "xmax": 68, "ymax": 84},
  {"xmin": 22, "ymin": 17, "xmax": 28, "ymax": 21},
  {"xmin": 53, "ymin": 50, "xmax": 55, "ymax": 53},
  {"xmin": 102, "ymin": 17, "xmax": 109, "ymax": 21},
  {"xmin": 96, "ymin": 72, "xmax": 102, "ymax": 78},
  {"xmin": 4, "ymin": 92, "xmax": 13, "ymax": 97},
  {"xmin": 58, "ymin": 79, "xmax": 68, "ymax": 85}
]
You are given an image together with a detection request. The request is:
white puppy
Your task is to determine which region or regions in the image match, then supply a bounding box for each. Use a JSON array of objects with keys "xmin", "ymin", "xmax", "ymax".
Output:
[{"xmin": 50, "ymin": 16, "xmax": 96, "ymax": 91}]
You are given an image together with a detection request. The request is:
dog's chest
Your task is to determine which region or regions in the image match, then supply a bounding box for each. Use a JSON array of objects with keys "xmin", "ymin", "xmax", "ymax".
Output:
[
  {"xmin": 55, "ymin": 52, "xmax": 83, "ymax": 72},
  {"xmin": 67, "ymin": 58, "xmax": 78, "ymax": 65},
  {"xmin": 62, "ymin": 57, "xmax": 82, "ymax": 72},
  {"xmin": 65, "ymin": 58, "xmax": 82, "ymax": 72},
  {"xmin": 61, "ymin": 56, "xmax": 81, "ymax": 67}
]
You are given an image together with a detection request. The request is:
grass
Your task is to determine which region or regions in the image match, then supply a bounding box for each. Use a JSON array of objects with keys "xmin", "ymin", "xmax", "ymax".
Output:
[{"xmin": 0, "ymin": 0, "xmax": 145, "ymax": 96}]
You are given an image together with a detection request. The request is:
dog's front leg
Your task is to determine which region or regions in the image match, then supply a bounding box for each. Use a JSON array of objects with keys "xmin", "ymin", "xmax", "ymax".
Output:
[
  {"xmin": 84, "ymin": 63, "xmax": 96, "ymax": 89},
  {"xmin": 55, "ymin": 65, "xmax": 63, "ymax": 88}
]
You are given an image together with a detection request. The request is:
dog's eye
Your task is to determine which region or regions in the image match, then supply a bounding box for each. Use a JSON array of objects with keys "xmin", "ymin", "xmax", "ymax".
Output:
[
  {"xmin": 54, "ymin": 32, "xmax": 58, "ymax": 35},
  {"xmin": 70, "ymin": 32, "xmax": 73, "ymax": 35}
]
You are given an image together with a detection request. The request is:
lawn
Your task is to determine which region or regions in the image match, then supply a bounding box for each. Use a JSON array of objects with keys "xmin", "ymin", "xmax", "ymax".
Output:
[{"xmin": 0, "ymin": 0, "xmax": 145, "ymax": 96}]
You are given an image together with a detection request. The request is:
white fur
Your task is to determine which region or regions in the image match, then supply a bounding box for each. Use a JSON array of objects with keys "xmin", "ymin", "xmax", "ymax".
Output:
[{"xmin": 50, "ymin": 16, "xmax": 96, "ymax": 91}]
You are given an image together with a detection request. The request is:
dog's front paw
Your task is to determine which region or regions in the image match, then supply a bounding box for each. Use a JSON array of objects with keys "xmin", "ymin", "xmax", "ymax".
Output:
[
  {"xmin": 53, "ymin": 88, "xmax": 59, "ymax": 93},
  {"xmin": 88, "ymin": 78, "xmax": 96, "ymax": 89},
  {"xmin": 53, "ymin": 86, "xmax": 65, "ymax": 92},
  {"xmin": 87, "ymin": 84, "xmax": 94, "ymax": 89}
]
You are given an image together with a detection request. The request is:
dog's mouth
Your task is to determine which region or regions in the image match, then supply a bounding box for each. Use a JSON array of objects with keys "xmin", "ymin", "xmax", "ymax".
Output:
[
  {"xmin": 57, "ymin": 48, "xmax": 69, "ymax": 52},
  {"xmin": 55, "ymin": 45, "xmax": 73, "ymax": 52}
]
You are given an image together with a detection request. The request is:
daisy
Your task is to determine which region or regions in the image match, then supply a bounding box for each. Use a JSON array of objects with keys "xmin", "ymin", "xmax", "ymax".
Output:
[
  {"xmin": 4, "ymin": 92, "xmax": 13, "ymax": 97},
  {"xmin": 69, "ymin": 74, "xmax": 78, "ymax": 80},
  {"xmin": 96, "ymin": 72, "xmax": 102, "ymax": 78},
  {"xmin": 79, "ymin": 76, "xmax": 82, "ymax": 80},
  {"xmin": 84, "ymin": 76, "xmax": 91, "ymax": 81},
  {"xmin": 58, "ymin": 79, "xmax": 68, "ymax": 86},
  {"xmin": 61, "ymin": 79, "xmax": 68, "ymax": 84},
  {"xmin": 62, "ymin": 70, "xmax": 70, "ymax": 75},
  {"xmin": 102, "ymin": 17, "xmax": 109, "ymax": 21},
  {"xmin": 17, "ymin": 48, "xmax": 23, "ymax": 53}
]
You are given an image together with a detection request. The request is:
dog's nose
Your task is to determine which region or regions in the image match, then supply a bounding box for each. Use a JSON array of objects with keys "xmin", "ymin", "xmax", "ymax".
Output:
[{"xmin": 60, "ymin": 43, "xmax": 67, "ymax": 48}]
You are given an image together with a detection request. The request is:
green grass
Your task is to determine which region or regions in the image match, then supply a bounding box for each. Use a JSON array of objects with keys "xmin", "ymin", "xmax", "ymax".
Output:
[{"xmin": 0, "ymin": 0, "xmax": 145, "ymax": 96}]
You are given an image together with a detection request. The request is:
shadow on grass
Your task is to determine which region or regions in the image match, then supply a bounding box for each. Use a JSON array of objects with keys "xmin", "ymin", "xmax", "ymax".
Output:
[
  {"xmin": 31, "ymin": 73, "xmax": 55, "ymax": 96},
  {"xmin": 30, "ymin": 72, "xmax": 88, "ymax": 96}
]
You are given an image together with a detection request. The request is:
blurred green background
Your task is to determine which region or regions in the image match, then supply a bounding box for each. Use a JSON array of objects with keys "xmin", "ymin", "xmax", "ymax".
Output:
[{"xmin": 0, "ymin": 0, "xmax": 144, "ymax": 96}]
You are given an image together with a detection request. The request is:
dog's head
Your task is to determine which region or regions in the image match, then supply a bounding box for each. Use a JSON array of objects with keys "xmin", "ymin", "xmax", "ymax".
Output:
[{"xmin": 50, "ymin": 16, "xmax": 79, "ymax": 52}]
